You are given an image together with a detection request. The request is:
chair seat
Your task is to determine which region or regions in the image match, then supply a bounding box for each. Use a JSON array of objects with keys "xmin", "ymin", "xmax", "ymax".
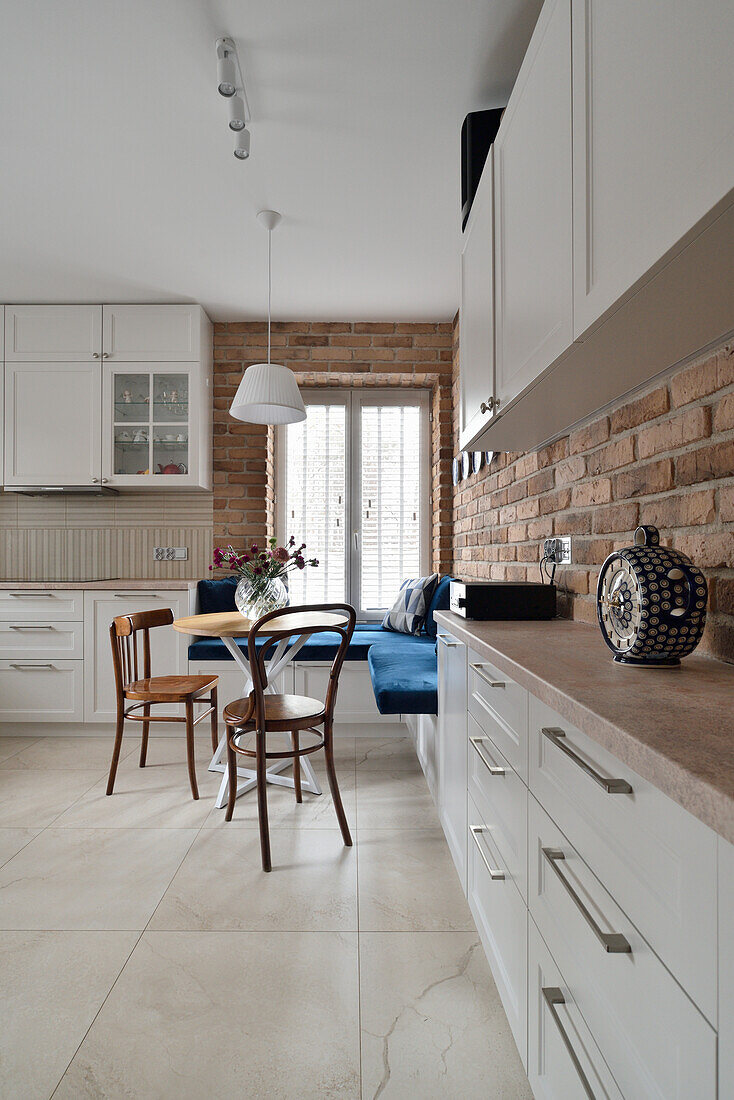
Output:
[
  {"xmin": 124, "ymin": 674, "xmax": 217, "ymax": 701},
  {"xmin": 224, "ymin": 693, "xmax": 326, "ymax": 729}
]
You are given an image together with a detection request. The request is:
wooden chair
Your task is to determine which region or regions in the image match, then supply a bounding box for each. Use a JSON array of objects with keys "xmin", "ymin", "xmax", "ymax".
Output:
[
  {"xmin": 107, "ymin": 608, "xmax": 218, "ymax": 800},
  {"xmin": 223, "ymin": 603, "xmax": 356, "ymax": 871}
]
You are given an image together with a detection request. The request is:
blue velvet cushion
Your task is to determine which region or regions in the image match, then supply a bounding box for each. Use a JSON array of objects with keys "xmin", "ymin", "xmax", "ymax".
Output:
[
  {"xmin": 187, "ymin": 624, "xmax": 434, "ymax": 663},
  {"xmin": 382, "ymin": 574, "xmax": 438, "ymax": 635},
  {"xmin": 424, "ymin": 575, "xmax": 453, "ymax": 639},
  {"xmin": 197, "ymin": 576, "xmax": 238, "ymax": 613},
  {"xmin": 367, "ymin": 640, "xmax": 438, "ymax": 715}
]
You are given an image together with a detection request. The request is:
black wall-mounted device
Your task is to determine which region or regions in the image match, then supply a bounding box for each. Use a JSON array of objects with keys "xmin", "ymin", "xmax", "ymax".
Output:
[
  {"xmin": 449, "ymin": 580, "xmax": 556, "ymax": 621},
  {"xmin": 461, "ymin": 108, "xmax": 504, "ymax": 230}
]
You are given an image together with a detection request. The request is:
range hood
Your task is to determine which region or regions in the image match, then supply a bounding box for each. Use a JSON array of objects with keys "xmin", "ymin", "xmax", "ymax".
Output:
[{"xmin": 4, "ymin": 484, "xmax": 119, "ymax": 496}]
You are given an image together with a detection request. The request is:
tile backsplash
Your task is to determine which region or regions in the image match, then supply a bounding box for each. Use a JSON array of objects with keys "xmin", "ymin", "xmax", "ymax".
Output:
[{"xmin": 0, "ymin": 491, "xmax": 213, "ymax": 580}]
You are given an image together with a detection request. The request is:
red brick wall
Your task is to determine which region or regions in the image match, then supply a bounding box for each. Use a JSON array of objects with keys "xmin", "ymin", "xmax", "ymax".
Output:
[
  {"xmin": 452, "ymin": 322, "xmax": 734, "ymax": 662},
  {"xmin": 213, "ymin": 321, "xmax": 454, "ymax": 574}
]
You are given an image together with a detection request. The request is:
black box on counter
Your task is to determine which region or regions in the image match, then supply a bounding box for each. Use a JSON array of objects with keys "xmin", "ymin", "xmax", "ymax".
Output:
[{"xmin": 449, "ymin": 580, "xmax": 556, "ymax": 620}]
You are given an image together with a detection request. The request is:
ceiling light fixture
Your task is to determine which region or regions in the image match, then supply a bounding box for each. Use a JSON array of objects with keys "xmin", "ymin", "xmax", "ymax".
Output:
[
  {"xmin": 230, "ymin": 211, "xmax": 306, "ymax": 425},
  {"xmin": 215, "ymin": 38, "xmax": 251, "ymax": 160}
]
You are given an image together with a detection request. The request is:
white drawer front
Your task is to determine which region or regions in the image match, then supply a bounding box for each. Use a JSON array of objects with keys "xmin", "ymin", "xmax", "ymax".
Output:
[
  {"xmin": 0, "ymin": 660, "xmax": 84, "ymax": 723},
  {"xmin": 529, "ymin": 694, "xmax": 717, "ymax": 1023},
  {"xmin": 468, "ymin": 649, "xmax": 527, "ymax": 780},
  {"xmin": 0, "ymin": 589, "xmax": 84, "ymax": 621},
  {"xmin": 528, "ymin": 917, "xmax": 623, "ymax": 1100},
  {"xmin": 467, "ymin": 791, "xmax": 527, "ymax": 1067},
  {"xmin": 529, "ymin": 795, "xmax": 716, "ymax": 1100},
  {"xmin": 292, "ymin": 662, "xmax": 400, "ymax": 724},
  {"xmin": 0, "ymin": 621, "xmax": 83, "ymax": 660},
  {"xmin": 468, "ymin": 712, "xmax": 527, "ymax": 901}
]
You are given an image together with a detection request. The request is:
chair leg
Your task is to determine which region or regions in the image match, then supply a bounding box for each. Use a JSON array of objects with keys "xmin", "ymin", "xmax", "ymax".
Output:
[
  {"xmin": 185, "ymin": 697, "xmax": 199, "ymax": 800},
  {"xmin": 139, "ymin": 703, "xmax": 150, "ymax": 767},
  {"xmin": 106, "ymin": 711, "xmax": 125, "ymax": 796},
  {"xmin": 291, "ymin": 729, "xmax": 302, "ymax": 803},
  {"xmin": 225, "ymin": 727, "xmax": 238, "ymax": 822},
  {"xmin": 256, "ymin": 728, "xmax": 272, "ymax": 872},
  {"xmin": 323, "ymin": 719, "xmax": 352, "ymax": 847},
  {"xmin": 210, "ymin": 686, "xmax": 219, "ymax": 753}
]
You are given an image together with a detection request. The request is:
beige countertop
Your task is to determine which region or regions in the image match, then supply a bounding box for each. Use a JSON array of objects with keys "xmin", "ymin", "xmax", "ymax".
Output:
[
  {"xmin": 0, "ymin": 579, "xmax": 198, "ymax": 590},
  {"xmin": 434, "ymin": 611, "xmax": 734, "ymax": 844}
]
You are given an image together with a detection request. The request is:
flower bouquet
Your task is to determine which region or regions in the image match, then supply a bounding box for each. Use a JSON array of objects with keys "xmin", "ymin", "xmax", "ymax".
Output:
[{"xmin": 211, "ymin": 537, "xmax": 319, "ymax": 620}]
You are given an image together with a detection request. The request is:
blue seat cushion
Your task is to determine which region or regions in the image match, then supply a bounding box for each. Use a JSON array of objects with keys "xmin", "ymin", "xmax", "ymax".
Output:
[
  {"xmin": 367, "ymin": 640, "xmax": 438, "ymax": 715},
  {"xmin": 197, "ymin": 576, "xmax": 238, "ymax": 613},
  {"xmin": 424, "ymin": 575, "xmax": 453, "ymax": 639},
  {"xmin": 187, "ymin": 623, "xmax": 433, "ymax": 663}
]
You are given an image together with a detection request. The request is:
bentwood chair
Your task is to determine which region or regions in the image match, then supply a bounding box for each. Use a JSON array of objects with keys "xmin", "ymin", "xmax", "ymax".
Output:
[
  {"xmin": 223, "ymin": 603, "xmax": 356, "ymax": 871},
  {"xmin": 107, "ymin": 608, "xmax": 218, "ymax": 800}
]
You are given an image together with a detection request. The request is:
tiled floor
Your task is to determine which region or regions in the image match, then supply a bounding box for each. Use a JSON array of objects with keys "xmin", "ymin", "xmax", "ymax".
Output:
[{"xmin": 0, "ymin": 730, "xmax": 532, "ymax": 1099}]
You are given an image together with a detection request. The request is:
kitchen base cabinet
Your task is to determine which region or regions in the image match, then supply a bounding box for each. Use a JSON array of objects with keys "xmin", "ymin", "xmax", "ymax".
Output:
[
  {"xmin": 467, "ymin": 791, "xmax": 527, "ymax": 1068},
  {"xmin": 0, "ymin": 660, "xmax": 84, "ymax": 723},
  {"xmin": 436, "ymin": 630, "xmax": 468, "ymax": 890},
  {"xmin": 528, "ymin": 918, "xmax": 623, "ymax": 1100}
]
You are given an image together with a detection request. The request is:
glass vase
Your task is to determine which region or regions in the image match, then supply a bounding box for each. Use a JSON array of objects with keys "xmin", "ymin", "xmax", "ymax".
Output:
[{"xmin": 235, "ymin": 575, "xmax": 289, "ymax": 622}]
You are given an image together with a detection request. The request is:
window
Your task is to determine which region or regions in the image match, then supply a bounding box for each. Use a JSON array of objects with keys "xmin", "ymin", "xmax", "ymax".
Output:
[{"xmin": 277, "ymin": 389, "xmax": 430, "ymax": 618}]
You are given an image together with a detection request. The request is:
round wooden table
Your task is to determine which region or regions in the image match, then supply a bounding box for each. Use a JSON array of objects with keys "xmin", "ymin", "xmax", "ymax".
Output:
[{"xmin": 172, "ymin": 609, "xmax": 349, "ymax": 809}]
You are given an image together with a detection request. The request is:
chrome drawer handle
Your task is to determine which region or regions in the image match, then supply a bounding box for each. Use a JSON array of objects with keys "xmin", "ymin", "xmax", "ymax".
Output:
[
  {"xmin": 541, "ymin": 727, "xmax": 632, "ymax": 794},
  {"xmin": 438, "ymin": 636, "xmax": 462, "ymax": 647},
  {"xmin": 10, "ymin": 663, "xmax": 56, "ymax": 670},
  {"xmin": 7, "ymin": 592, "xmax": 56, "ymax": 598},
  {"xmin": 470, "ymin": 736, "xmax": 506, "ymax": 776},
  {"xmin": 542, "ymin": 988, "xmax": 596, "ymax": 1100},
  {"xmin": 113, "ymin": 593, "xmax": 160, "ymax": 598},
  {"xmin": 470, "ymin": 663, "xmax": 505, "ymax": 689},
  {"xmin": 8, "ymin": 624, "xmax": 56, "ymax": 631},
  {"xmin": 470, "ymin": 825, "xmax": 505, "ymax": 880},
  {"xmin": 542, "ymin": 848, "xmax": 631, "ymax": 954}
]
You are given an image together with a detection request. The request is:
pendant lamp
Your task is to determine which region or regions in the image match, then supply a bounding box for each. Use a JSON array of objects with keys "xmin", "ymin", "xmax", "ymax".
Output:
[{"xmin": 229, "ymin": 210, "xmax": 306, "ymax": 425}]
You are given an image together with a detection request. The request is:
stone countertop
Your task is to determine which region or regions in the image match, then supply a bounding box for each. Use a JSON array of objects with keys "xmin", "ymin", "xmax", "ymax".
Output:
[
  {"xmin": 434, "ymin": 611, "xmax": 734, "ymax": 844},
  {"xmin": 0, "ymin": 580, "xmax": 198, "ymax": 590}
]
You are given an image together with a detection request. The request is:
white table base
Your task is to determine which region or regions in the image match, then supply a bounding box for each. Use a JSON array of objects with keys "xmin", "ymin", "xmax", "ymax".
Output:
[{"xmin": 208, "ymin": 633, "xmax": 322, "ymax": 810}]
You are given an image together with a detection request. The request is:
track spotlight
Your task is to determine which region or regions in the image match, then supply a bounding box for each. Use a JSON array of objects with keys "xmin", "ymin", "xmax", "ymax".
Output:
[
  {"xmin": 228, "ymin": 94, "xmax": 247, "ymax": 132},
  {"xmin": 234, "ymin": 129, "xmax": 251, "ymax": 160},
  {"xmin": 217, "ymin": 54, "xmax": 237, "ymax": 97}
]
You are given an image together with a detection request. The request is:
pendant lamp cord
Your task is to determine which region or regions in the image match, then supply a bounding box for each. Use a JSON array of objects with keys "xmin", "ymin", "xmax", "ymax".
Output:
[{"xmin": 267, "ymin": 228, "xmax": 272, "ymax": 366}]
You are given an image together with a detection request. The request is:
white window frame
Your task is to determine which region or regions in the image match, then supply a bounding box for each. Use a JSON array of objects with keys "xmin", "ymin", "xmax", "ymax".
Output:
[{"xmin": 276, "ymin": 388, "xmax": 431, "ymax": 619}]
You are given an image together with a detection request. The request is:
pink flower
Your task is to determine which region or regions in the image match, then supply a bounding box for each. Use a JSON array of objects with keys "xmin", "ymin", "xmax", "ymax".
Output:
[
  {"xmin": 250, "ymin": 543, "xmax": 259, "ymax": 555},
  {"xmin": 273, "ymin": 546, "xmax": 289, "ymax": 562}
]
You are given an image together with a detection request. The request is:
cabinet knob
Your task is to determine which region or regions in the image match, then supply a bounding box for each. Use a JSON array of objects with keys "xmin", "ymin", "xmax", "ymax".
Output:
[
  {"xmin": 102, "ymin": 352, "xmax": 110, "ymax": 359},
  {"xmin": 92, "ymin": 352, "xmax": 100, "ymax": 359},
  {"xmin": 480, "ymin": 397, "xmax": 500, "ymax": 415},
  {"xmin": 100, "ymin": 478, "xmax": 109, "ymax": 484},
  {"xmin": 91, "ymin": 478, "xmax": 99, "ymax": 483}
]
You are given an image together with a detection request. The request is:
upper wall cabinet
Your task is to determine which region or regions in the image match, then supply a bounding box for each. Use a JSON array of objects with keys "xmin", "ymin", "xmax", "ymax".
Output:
[
  {"xmin": 102, "ymin": 305, "xmax": 202, "ymax": 362},
  {"xmin": 572, "ymin": 0, "xmax": 734, "ymax": 339},
  {"xmin": 459, "ymin": 149, "xmax": 496, "ymax": 451},
  {"xmin": 493, "ymin": 0, "xmax": 573, "ymax": 415},
  {"xmin": 5, "ymin": 306, "xmax": 102, "ymax": 362}
]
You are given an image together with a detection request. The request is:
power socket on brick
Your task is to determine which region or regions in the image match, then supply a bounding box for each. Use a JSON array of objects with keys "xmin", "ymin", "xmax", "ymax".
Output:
[{"xmin": 542, "ymin": 537, "xmax": 572, "ymax": 565}]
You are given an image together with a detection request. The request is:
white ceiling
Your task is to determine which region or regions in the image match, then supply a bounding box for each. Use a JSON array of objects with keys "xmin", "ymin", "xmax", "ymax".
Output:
[{"xmin": 0, "ymin": 0, "xmax": 541, "ymax": 321}]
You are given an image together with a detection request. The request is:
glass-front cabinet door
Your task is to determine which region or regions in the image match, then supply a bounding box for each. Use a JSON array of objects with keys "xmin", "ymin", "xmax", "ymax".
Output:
[{"xmin": 102, "ymin": 364, "xmax": 203, "ymax": 487}]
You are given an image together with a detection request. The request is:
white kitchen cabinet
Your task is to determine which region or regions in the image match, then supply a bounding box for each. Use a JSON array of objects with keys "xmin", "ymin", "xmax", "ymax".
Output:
[
  {"xmin": 0, "ymin": 589, "xmax": 84, "ymax": 620},
  {"xmin": 4, "ymin": 305, "xmax": 102, "ymax": 362},
  {"xmin": 101, "ymin": 361, "xmax": 211, "ymax": 489},
  {"xmin": 459, "ymin": 150, "xmax": 496, "ymax": 451},
  {"xmin": 436, "ymin": 631, "xmax": 468, "ymax": 890},
  {"xmin": 720, "ymin": 837, "xmax": 734, "ymax": 1098},
  {"xmin": 493, "ymin": 0, "xmax": 573, "ymax": 414},
  {"xmin": 84, "ymin": 590, "xmax": 189, "ymax": 723},
  {"xmin": 4, "ymin": 361, "xmax": 102, "ymax": 487},
  {"xmin": 0, "ymin": 620, "xmax": 83, "ymax": 660},
  {"xmin": 0, "ymin": 660, "xmax": 84, "ymax": 723},
  {"xmin": 292, "ymin": 662, "xmax": 394, "ymax": 725},
  {"xmin": 102, "ymin": 305, "xmax": 203, "ymax": 362},
  {"xmin": 572, "ymin": 0, "xmax": 734, "ymax": 339}
]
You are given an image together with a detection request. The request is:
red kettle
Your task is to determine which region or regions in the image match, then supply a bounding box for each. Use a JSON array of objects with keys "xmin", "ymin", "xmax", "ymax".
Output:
[{"xmin": 157, "ymin": 462, "xmax": 186, "ymax": 475}]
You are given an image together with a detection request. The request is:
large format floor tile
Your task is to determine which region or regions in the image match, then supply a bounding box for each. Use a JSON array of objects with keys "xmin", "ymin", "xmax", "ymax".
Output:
[
  {"xmin": 53, "ymin": 760, "xmax": 220, "ymax": 829},
  {"xmin": 150, "ymin": 827, "xmax": 357, "ymax": 931},
  {"xmin": 0, "ymin": 768, "xmax": 103, "ymax": 828},
  {"xmin": 355, "ymin": 743, "xmax": 440, "ymax": 830},
  {"xmin": 0, "ymin": 827, "xmax": 197, "ymax": 929},
  {"xmin": 0, "ymin": 735, "xmax": 42, "ymax": 763},
  {"xmin": 54, "ymin": 930, "xmax": 361, "ymax": 1100},
  {"xmin": 0, "ymin": 734, "xmax": 137, "ymax": 773},
  {"xmin": 0, "ymin": 826, "xmax": 41, "ymax": 868},
  {"xmin": 358, "ymin": 828, "xmax": 474, "ymax": 932},
  {"xmin": 359, "ymin": 932, "xmax": 532, "ymax": 1100},
  {"xmin": 0, "ymin": 930, "xmax": 138, "ymax": 1100}
]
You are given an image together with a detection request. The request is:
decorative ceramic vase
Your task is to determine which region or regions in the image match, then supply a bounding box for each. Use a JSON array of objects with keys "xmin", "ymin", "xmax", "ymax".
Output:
[{"xmin": 234, "ymin": 575, "xmax": 289, "ymax": 622}]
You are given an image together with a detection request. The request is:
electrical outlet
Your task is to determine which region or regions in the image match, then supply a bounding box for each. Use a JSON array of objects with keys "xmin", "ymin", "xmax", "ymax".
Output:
[
  {"xmin": 153, "ymin": 547, "xmax": 188, "ymax": 561},
  {"xmin": 542, "ymin": 537, "xmax": 572, "ymax": 565}
]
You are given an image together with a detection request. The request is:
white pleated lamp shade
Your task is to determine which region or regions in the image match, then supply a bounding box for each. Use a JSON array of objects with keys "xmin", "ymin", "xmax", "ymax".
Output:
[{"xmin": 229, "ymin": 362, "xmax": 306, "ymax": 425}]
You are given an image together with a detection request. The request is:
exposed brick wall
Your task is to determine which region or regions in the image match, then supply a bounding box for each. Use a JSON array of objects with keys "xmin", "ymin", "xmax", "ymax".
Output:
[
  {"xmin": 452, "ymin": 320, "xmax": 734, "ymax": 662},
  {"xmin": 213, "ymin": 321, "xmax": 454, "ymax": 574}
]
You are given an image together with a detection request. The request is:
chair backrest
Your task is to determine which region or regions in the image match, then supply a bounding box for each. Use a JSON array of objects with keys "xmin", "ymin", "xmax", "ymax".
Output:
[
  {"xmin": 109, "ymin": 607, "xmax": 174, "ymax": 692},
  {"xmin": 248, "ymin": 603, "xmax": 356, "ymax": 726}
]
